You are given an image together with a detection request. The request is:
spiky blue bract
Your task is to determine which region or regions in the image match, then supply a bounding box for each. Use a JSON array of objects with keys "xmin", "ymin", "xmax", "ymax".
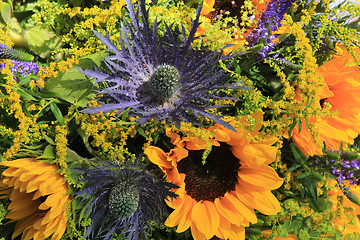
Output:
[
  {"xmin": 75, "ymin": 160, "xmax": 178, "ymax": 240},
  {"xmin": 81, "ymin": 0, "xmax": 245, "ymax": 131}
]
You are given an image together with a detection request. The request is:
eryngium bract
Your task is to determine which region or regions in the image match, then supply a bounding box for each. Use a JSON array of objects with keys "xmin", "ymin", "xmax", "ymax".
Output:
[
  {"xmin": 75, "ymin": 160, "xmax": 178, "ymax": 240},
  {"xmin": 81, "ymin": 0, "xmax": 245, "ymax": 131}
]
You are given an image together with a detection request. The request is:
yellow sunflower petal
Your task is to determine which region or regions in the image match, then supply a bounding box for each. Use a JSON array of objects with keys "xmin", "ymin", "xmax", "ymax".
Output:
[
  {"xmin": 238, "ymin": 165, "xmax": 284, "ymax": 190},
  {"xmin": 235, "ymin": 186, "xmax": 282, "ymax": 215},
  {"xmin": 144, "ymin": 146, "xmax": 173, "ymax": 169},
  {"xmin": 191, "ymin": 201, "xmax": 219, "ymax": 239},
  {"xmin": 50, "ymin": 215, "xmax": 68, "ymax": 240},
  {"xmin": 41, "ymin": 196, "xmax": 69, "ymax": 225},
  {"xmin": 12, "ymin": 214, "xmax": 39, "ymax": 239},
  {"xmin": 233, "ymin": 143, "xmax": 278, "ymax": 167},
  {"xmin": 190, "ymin": 222, "xmax": 207, "ymax": 240},
  {"xmin": 176, "ymin": 196, "xmax": 195, "ymax": 233},
  {"xmin": 214, "ymin": 195, "xmax": 245, "ymax": 226},
  {"xmin": 0, "ymin": 158, "xmax": 34, "ymax": 168},
  {"xmin": 1, "ymin": 158, "xmax": 70, "ymax": 240},
  {"xmin": 165, "ymin": 195, "xmax": 195, "ymax": 227},
  {"xmin": 203, "ymin": 201, "xmax": 220, "ymax": 238},
  {"xmin": 225, "ymin": 192, "xmax": 257, "ymax": 224},
  {"xmin": 216, "ymin": 214, "xmax": 246, "ymax": 240}
]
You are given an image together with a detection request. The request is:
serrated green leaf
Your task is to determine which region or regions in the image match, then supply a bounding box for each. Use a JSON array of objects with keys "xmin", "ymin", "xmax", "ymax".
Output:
[
  {"xmin": 44, "ymin": 67, "xmax": 95, "ymax": 107},
  {"xmin": 50, "ymin": 102, "xmax": 64, "ymax": 125},
  {"xmin": 0, "ymin": 2, "xmax": 11, "ymax": 24},
  {"xmin": 79, "ymin": 51, "xmax": 109, "ymax": 68},
  {"xmin": 24, "ymin": 27, "xmax": 51, "ymax": 48},
  {"xmin": 290, "ymin": 143, "xmax": 308, "ymax": 164}
]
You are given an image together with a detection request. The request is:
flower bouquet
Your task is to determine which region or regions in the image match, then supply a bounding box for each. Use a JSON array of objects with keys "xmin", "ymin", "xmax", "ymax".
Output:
[{"xmin": 0, "ymin": 0, "xmax": 360, "ymax": 239}]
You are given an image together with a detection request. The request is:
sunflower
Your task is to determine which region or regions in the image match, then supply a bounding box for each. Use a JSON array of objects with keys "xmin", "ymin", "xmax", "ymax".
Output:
[
  {"xmin": 0, "ymin": 158, "xmax": 70, "ymax": 240},
  {"xmin": 291, "ymin": 44, "xmax": 360, "ymax": 156},
  {"xmin": 145, "ymin": 113, "xmax": 284, "ymax": 240}
]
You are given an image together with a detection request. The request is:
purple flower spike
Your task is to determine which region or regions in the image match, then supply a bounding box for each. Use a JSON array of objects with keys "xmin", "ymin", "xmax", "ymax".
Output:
[
  {"xmin": 247, "ymin": 0, "xmax": 296, "ymax": 58},
  {"xmin": 81, "ymin": 0, "xmax": 246, "ymax": 131}
]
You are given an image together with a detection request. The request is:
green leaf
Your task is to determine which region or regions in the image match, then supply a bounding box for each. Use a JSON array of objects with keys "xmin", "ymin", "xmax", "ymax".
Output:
[
  {"xmin": 136, "ymin": 125, "xmax": 149, "ymax": 139},
  {"xmin": 287, "ymin": 119, "xmax": 296, "ymax": 138},
  {"xmin": 79, "ymin": 51, "xmax": 109, "ymax": 68},
  {"xmin": 42, "ymin": 133, "xmax": 56, "ymax": 146},
  {"xmin": 50, "ymin": 102, "xmax": 64, "ymax": 125},
  {"xmin": 37, "ymin": 145, "xmax": 55, "ymax": 160},
  {"xmin": 297, "ymin": 119, "xmax": 302, "ymax": 133},
  {"xmin": 17, "ymin": 88, "xmax": 37, "ymax": 101},
  {"xmin": 121, "ymin": 107, "xmax": 131, "ymax": 121},
  {"xmin": 78, "ymin": 198, "xmax": 91, "ymax": 222},
  {"xmin": 44, "ymin": 67, "xmax": 95, "ymax": 107},
  {"xmin": 290, "ymin": 143, "xmax": 308, "ymax": 164},
  {"xmin": 344, "ymin": 190, "xmax": 360, "ymax": 206},
  {"xmin": 24, "ymin": 27, "xmax": 51, "ymax": 48},
  {"xmin": 0, "ymin": 2, "xmax": 11, "ymax": 24}
]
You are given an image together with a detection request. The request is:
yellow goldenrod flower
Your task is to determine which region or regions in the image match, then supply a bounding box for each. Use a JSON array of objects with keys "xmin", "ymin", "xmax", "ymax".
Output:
[{"xmin": 0, "ymin": 158, "xmax": 70, "ymax": 240}]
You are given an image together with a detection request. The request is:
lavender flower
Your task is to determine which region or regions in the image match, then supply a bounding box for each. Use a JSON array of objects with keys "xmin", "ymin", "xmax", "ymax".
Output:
[
  {"xmin": 81, "ymin": 0, "xmax": 244, "ymax": 131},
  {"xmin": 75, "ymin": 160, "xmax": 178, "ymax": 240},
  {"xmin": 247, "ymin": 0, "xmax": 295, "ymax": 58},
  {"xmin": 323, "ymin": 150, "xmax": 360, "ymax": 187},
  {"xmin": 0, "ymin": 60, "xmax": 41, "ymax": 77}
]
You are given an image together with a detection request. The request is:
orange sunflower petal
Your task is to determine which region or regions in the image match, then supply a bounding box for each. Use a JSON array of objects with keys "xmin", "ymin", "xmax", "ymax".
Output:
[
  {"xmin": 191, "ymin": 201, "xmax": 220, "ymax": 239},
  {"xmin": 165, "ymin": 195, "xmax": 195, "ymax": 227},
  {"xmin": 235, "ymin": 186, "xmax": 282, "ymax": 215},
  {"xmin": 144, "ymin": 146, "xmax": 173, "ymax": 169},
  {"xmin": 238, "ymin": 165, "xmax": 284, "ymax": 190}
]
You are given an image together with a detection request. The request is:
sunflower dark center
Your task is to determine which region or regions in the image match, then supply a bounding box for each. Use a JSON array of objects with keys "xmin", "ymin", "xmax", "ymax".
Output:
[
  {"xmin": 149, "ymin": 64, "xmax": 180, "ymax": 101},
  {"xmin": 109, "ymin": 181, "xmax": 139, "ymax": 219},
  {"xmin": 177, "ymin": 142, "xmax": 241, "ymax": 202}
]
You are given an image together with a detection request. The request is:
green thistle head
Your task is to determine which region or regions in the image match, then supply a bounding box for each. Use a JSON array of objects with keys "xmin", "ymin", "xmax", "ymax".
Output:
[
  {"xmin": 149, "ymin": 64, "xmax": 180, "ymax": 101},
  {"xmin": 109, "ymin": 181, "xmax": 140, "ymax": 218}
]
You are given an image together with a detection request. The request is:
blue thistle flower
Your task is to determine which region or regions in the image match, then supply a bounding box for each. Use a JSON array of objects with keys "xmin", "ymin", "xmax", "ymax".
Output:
[
  {"xmin": 75, "ymin": 160, "xmax": 178, "ymax": 240},
  {"xmin": 81, "ymin": 0, "xmax": 245, "ymax": 131}
]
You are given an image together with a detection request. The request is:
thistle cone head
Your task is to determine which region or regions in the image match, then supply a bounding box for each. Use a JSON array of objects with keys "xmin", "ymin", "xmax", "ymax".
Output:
[
  {"xmin": 109, "ymin": 181, "xmax": 140, "ymax": 219},
  {"xmin": 149, "ymin": 64, "xmax": 180, "ymax": 101}
]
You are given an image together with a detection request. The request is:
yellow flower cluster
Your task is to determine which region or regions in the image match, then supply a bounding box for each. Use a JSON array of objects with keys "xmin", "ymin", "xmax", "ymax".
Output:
[
  {"xmin": 74, "ymin": 110, "xmax": 137, "ymax": 163},
  {"xmin": 57, "ymin": 0, "xmax": 126, "ymax": 57}
]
